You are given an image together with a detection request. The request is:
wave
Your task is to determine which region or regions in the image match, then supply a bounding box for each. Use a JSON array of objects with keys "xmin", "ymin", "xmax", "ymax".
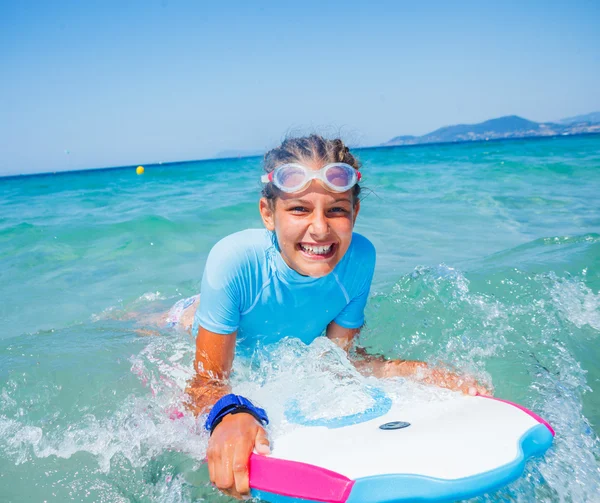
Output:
[
  {"xmin": 365, "ymin": 260, "xmax": 600, "ymax": 501},
  {"xmin": 465, "ymin": 233, "xmax": 600, "ymax": 281}
]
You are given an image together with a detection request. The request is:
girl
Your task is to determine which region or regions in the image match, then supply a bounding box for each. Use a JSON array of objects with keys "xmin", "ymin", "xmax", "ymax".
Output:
[{"xmin": 183, "ymin": 135, "xmax": 487, "ymax": 499}]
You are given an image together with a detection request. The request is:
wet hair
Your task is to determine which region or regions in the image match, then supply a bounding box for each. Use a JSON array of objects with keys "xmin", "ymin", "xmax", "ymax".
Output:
[{"xmin": 262, "ymin": 135, "xmax": 361, "ymax": 204}]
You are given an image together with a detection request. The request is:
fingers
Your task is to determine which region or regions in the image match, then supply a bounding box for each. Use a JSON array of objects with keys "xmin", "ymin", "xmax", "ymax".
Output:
[
  {"xmin": 464, "ymin": 379, "xmax": 491, "ymax": 397},
  {"xmin": 232, "ymin": 437, "xmax": 253, "ymax": 496},
  {"xmin": 430, "ymin": 369, "xmax": 490, "ymax": 397},
  {"xmin": 209, "ymin": 440, "xmax": 245, "ymax": 499},
  {"xmin": 207, "ymin": 442, "xmax": 234, "ymax": 496},
  {"xmin": 255, "ymin": 426, "xmax": 271, "ymax": 455},
  {"xmin": 476, "ymin": 384, "xmax": 492, "ymax": 396},
  {"xmin": 206, "ymin": 413, "xmax": 269, "ymax": 499},
  {"xmin": 207, "ymin": 455, "xmax": 216, "ymax": 486}
]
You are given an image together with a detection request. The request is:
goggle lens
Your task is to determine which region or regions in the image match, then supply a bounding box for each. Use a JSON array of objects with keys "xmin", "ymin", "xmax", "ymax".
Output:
[
  {"xmin": 326, "ymin": 164, "xmax": 354, "ymax": 189},
  {"xmin": 276, "ymin": 165, "xmax": 306, "ymax": 191},
  {"xmin": 265, "ymin": 163, "xmax": 360, "ymax": 193}
]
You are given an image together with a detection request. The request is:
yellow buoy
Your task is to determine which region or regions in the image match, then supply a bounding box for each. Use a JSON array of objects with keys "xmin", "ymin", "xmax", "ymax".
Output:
[{"xmin": 136, "ymin": 166, "xmax": 144, "ymax": 175}]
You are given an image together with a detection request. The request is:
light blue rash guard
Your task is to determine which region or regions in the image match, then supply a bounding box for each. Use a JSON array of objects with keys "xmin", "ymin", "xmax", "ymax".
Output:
[{"xmin": 193, "ymin": 229, "xmax": 376, "ymax": 348}]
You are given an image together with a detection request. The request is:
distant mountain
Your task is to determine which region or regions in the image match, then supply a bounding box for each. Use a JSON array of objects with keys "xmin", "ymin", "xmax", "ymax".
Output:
[
  {"xmin": 383, "ymin": 114, "xmax": 600, "ymax": 147},
  {"xmin": 558, "ymin": 112, "xmax": 600, "ymax": 125}
]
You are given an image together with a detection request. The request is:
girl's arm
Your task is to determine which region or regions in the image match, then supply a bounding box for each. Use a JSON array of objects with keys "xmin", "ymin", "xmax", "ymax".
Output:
[
  {"xmin": 326, "ymin": 322, "xmax": 489, "ymax": 396},
  {"xmin": 186, "ymin": 327, "xmax": 269, "ymax": 500},
  {"xmin": 185, "ymin": 326, "xmax": 236, "ymax": 415}
]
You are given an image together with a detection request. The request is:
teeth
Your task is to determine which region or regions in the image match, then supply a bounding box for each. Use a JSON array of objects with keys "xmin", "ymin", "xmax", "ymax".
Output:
[{"xmin": 300, "ymin": 244, "xmax": 333, "ymax": 255}]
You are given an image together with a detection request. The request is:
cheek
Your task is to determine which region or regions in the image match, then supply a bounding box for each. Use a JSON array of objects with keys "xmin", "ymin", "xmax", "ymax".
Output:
[
  {"xmin": 335, "ymin": 216, "xmax": 355, "ymax": 235},
  {"xmin": 336, "ymin": 221, "xmax": 355, "ymax": 251},
  {"xmin": 273, "ymin": 217, "xmax": 299, "ymax": 246}
]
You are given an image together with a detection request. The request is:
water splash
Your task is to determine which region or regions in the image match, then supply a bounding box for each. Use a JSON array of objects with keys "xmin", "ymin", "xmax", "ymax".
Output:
[
  {"xmin": 547, "ymin": 272, "xmax": 600, "ymax": 331},
  {"xmin": 365, "ymin": 263, "xmax": 600, "ymax": 502}
]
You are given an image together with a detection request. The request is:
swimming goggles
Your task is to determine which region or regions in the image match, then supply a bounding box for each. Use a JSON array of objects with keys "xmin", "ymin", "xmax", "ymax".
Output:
[{"xmin": 261, "ymin": 163, "xmax": 361, "ymax": 193}]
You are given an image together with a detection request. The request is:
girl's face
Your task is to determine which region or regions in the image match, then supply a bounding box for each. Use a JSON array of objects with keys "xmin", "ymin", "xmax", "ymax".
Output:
[{"xmin": 259, "ymin": 162, "xmax": 360, "ymax": 278}]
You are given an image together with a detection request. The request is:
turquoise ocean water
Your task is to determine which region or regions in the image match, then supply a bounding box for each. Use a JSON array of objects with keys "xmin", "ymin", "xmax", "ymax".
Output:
[{"xmin": 1, "ymin": 135, "xmax": 599, "ymax": 502}]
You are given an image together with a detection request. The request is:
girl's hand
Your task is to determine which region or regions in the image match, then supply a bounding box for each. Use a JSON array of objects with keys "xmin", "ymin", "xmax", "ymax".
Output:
[
  {"xmin": 207, "ymin": 412, "xmax": 270, "ymax": 499},
  {"xmin": 421, "ymin": 367, "xmax": 491, "ymax": 396},
  {"xmin": 438, "ymin": 370, "xmax": 491, "ymax": 396},
  {"xmin": 382, "ymin": 360, "xmax": 492, "ymax": 396}
]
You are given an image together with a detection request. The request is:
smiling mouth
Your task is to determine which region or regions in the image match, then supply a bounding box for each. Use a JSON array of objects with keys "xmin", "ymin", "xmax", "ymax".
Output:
[{"xmin": 298, "ymin": 243, "xmax": 337, "ymax": 259}]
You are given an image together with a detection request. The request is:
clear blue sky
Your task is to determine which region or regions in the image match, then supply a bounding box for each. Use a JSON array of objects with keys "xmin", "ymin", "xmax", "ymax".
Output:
[{"xmin": 1, "ymin": 0, "xmax": 599, "ymax": 175}]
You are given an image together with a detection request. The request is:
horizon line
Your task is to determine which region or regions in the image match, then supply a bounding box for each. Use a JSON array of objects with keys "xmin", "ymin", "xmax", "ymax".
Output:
[{"xmin": 2, "ymin": 131, "xmax": 600, "ymax": 181}]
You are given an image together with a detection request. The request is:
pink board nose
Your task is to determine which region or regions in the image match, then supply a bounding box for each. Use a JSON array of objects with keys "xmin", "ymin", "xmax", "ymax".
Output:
[{"xmin": 249, "ymin": 453, "xmax": 354, "ymax": 503}]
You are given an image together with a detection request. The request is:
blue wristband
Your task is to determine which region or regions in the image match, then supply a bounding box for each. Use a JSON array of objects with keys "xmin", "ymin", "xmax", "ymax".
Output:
[{"xmin": 205, "ymin": 394, "xmax": 269, "ymax": 433}]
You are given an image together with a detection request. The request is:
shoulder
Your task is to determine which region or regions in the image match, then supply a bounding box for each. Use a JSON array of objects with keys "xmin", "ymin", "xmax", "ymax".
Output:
[
  {"xmin": 349, "ymin": 232, "xmax": 376, "ymax": 257},
  {"xmin": 346, "ymin": 232, "xmax": 376, "ymax": 269},
  {"xmin": 210, "ymin": 229, "xmax": 272, "ymax": 255},
  {"xmin": 333, "ymin": 232, "xmax": 376, "ymax": 296},
  {"xmin": 204, "ymin": 229, "xmax": 273, "ymax": 285}
]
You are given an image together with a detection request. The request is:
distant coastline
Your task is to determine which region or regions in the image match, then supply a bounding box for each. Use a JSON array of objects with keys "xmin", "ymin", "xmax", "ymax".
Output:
[
  {"xmin": 382, "ymin": 113, "xmax": 600, "ymax": 147},
  {"xmin": 2, "ymin": 130, "xmax": 600, "ymax": 181},
  {"xmin": 370, "ymin": 131, "xmax": 600, "ymax": 153}
]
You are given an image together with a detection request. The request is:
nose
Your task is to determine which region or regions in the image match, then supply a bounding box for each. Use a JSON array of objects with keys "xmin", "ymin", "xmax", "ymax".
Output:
[{"xmin": 309, "ymin": 209, "xmax": 329, "ymax": 237}]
